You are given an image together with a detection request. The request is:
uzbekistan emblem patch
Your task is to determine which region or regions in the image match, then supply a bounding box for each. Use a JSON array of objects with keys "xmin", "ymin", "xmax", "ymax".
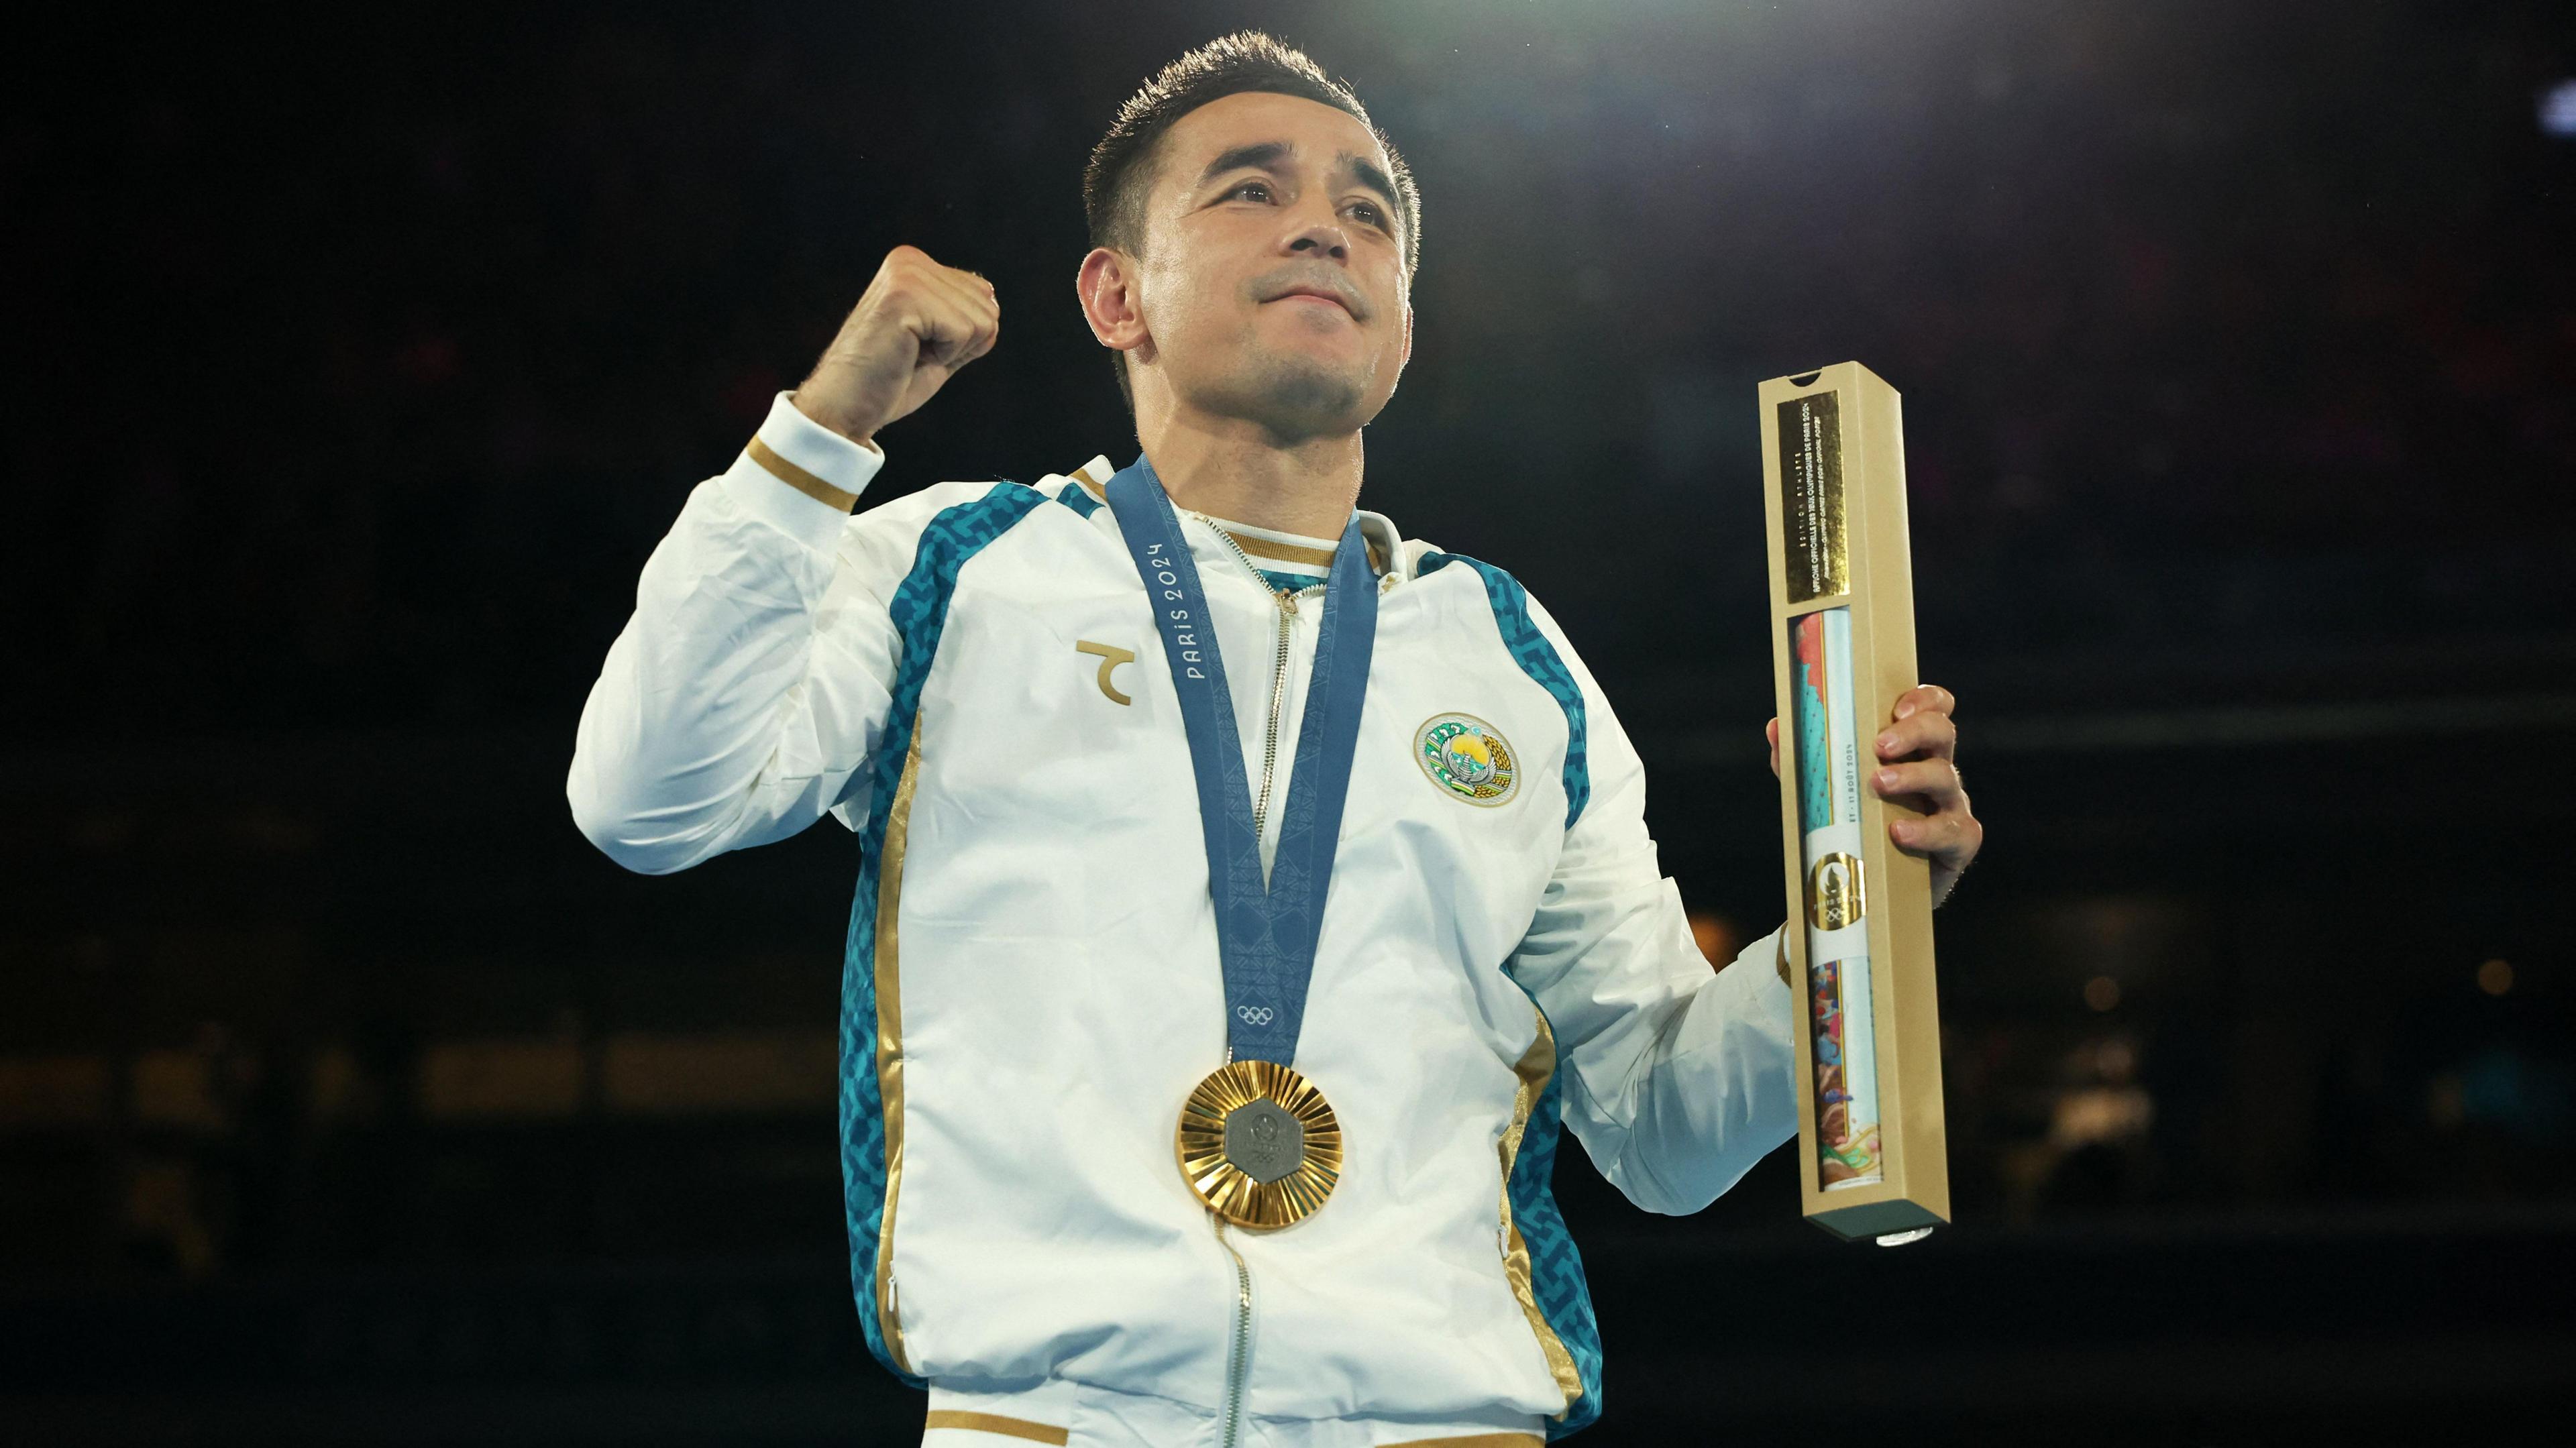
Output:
[{"xmin": 1415, "ymin": 713, "xmax": 1520, "ymax": 807}]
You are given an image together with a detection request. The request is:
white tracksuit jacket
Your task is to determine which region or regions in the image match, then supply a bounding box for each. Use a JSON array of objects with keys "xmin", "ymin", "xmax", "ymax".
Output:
[{"xmin": 568, "ymin": 394, "xmax": 1800, "ymax": 1446}]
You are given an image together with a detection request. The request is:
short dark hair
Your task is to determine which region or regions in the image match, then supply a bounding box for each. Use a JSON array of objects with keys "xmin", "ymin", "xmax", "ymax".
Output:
[{"xmin": 1082, "ymin": 31, "xmax": 1422, "ymax": 412}]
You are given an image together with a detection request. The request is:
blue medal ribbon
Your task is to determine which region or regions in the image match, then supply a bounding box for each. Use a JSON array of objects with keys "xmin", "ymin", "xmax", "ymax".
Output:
[{"xmin": 1106, "ymin": 454, "xmax": 1378, "ymax": 1066}]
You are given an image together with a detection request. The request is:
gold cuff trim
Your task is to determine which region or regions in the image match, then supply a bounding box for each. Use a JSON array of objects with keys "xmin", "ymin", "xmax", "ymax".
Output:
[
  {"xmin": 1498, "ymin": 1011, "xmax": 1583, "ymax": 1411},
  {"xmin": 1384, "ymin": 1435, "xmax": 1545, "ymax": 1448},
  {"xmin": 871, "ymin": 726, "xmax": 924, "ymax": 1373},
  {"xmin": 922, "ymin": 1410, "xmax": 1071, "ymax": 1445},
  {"xmin": 747, "ymin": 435, "xmax": 861, "ymax": 512}
]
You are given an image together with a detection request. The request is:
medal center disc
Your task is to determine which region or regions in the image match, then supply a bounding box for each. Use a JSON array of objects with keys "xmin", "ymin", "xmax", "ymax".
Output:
[
  {"xmin": 1175, "ymin": 1060, "xmax": 1344, "ymax": 1229},
  {"xmin": 1222, "ymin": 1098, "xmax": 1306, "ymax": 1184}
]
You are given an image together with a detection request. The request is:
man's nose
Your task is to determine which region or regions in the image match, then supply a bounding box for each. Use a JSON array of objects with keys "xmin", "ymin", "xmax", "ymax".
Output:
[{"xmin": 1285, "ymin": 221, "xmax": 1350, "ymax": 262}]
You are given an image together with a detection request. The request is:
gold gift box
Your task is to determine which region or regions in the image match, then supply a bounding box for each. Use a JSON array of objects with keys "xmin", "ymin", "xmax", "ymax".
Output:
[{"xmin": 1757, "ymin": 361, "xmax": 1951, "ymax": 1243}]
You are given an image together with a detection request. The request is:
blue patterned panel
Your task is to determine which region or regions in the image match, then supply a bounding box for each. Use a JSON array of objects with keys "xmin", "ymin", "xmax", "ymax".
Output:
[
  {"xmin": 1511, "ymin": 1013, "xmax": 1606, "ymax": 1438},
  {"xmin": 1417, "ymin": 553, "xmax": 1591, "ymax": 831},
  {"xmin": 841, "ymin": 482, "xmax": 1043, "ymax": 1386},
  {"xmin": 1053, "ymin": 479, "xmax": 1102, "ymax": 518}
]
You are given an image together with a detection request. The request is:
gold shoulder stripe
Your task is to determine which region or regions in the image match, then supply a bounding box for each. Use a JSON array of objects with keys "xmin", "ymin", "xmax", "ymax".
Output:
[
  {"xmin": 922, "ymin": 1410, "xmax": 1071, "ymax": 1445},
  {"xmin": 747, "ymin": 436, "xmax": 861, "ymax": 513}
]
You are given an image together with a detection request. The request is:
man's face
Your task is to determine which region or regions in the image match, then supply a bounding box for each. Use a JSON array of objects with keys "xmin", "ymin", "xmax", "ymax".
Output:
[{"xmin": 1128, "ymin": 91, "xmax": 1413, "ymax": 439}]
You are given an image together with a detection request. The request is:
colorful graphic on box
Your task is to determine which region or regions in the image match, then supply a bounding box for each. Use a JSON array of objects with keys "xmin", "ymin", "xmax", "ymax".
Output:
[
  {"xmin": 1809, "ymin": 957, "xmax": 1884, "ymax": 1183},
  {"xmin": 1790, "ymin": 608, "xmax": 1883, "ymax": 1189}
]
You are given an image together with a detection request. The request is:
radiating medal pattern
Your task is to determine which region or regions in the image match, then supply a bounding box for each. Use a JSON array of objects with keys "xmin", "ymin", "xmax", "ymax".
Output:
[{"xmin": 1174, "ymin": 1059, "xmax": 1344, "ymax": 1230}]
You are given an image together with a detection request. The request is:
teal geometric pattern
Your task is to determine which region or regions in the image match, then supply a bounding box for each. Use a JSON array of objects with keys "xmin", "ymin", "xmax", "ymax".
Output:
[
  {"xmin": 840, "ymin": 482, "xmax": 1042, "ymax": 1386},
  {"xmin": 1509, "ymin": 1008, "xmax": 1607, "ymax": 1439},
  {"xmin": 1052, "ymin": 479, "xmax": 1102, "ymax": 518},
  {"xmin": 1418, "ymin": 553, "xmax": 1591, "ymax": 831}
]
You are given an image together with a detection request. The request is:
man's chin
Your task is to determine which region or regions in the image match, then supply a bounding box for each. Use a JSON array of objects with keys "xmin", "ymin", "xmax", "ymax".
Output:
[{"xmin": 1228, "ymin": 356, "xmax": 1377, "ymax": 439}]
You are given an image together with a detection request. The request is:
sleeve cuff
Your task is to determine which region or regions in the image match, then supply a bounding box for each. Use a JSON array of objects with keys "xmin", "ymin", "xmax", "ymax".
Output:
[
  {"xmin": 1729, "ymin": 924, "xmax": 1790, "ymax": 987},
  {"xmin": 718, "ymin": 392, "xmax": 888, "ymax": 551},
  {"xmin": 1714, "ymin": 928, "xmax": 1797, "ymax": 1030}
]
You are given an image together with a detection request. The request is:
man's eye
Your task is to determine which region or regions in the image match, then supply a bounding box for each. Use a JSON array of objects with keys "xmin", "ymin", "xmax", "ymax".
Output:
[
  {"xmin": 1349, "ymin": 201, "xmax": 1387, "ymax": 229},
  {"xmin": 1228, "ymin": 180, "xmax": 1273, "ymax": 202}
]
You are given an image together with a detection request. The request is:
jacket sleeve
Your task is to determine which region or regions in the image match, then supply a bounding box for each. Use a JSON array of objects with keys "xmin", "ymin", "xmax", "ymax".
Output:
[
  {"xmin": 1503, "ymin": 595, "xmax": 1801, "ymax": 1215},
  {"xmin": 566, "ymin": 392, "xmax": 914, "ymax": 875}
]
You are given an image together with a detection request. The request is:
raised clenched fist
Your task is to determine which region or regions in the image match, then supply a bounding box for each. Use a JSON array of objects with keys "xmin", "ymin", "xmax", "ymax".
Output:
[{"xmin": 792, "ymin": 245, "xmax": 1000, "ymax": 447}]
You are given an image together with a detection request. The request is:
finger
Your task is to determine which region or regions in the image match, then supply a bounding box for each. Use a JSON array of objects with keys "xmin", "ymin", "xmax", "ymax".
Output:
[
  {"xmin": 1870, "ymin": 758, "xmax": 1962, "ymax": 805},
  {"xmin": 1874, "ymin": 709, "xmax": 1956, "ymax": 763},
  {"xmin": 928, "ymin": 271, "xmax": 1001, "ymax": 364},
  {"xmin": 956, "ymin": 278, "xmax": 1002, "ymax": 360},
  {"xmin": 1764, "ymin": 716, "xmax": 1780, "ymax": 777},
  {"xmin": 963, "ymin": 289, "xmax": 1002, "ymax": 363},
  {"xmin": 1890, "ymin": 810, "xmax": 1979, "ymax": 859},
  {"xmin": 925, "ymin": 264, "xmax": 998, "ymax": 327},
  {"xmin": 1892, "ymin": 683, "xmax": 1956, "ymax": 722},
  {"xmin": 872, "ymin": 247, "xmax": 948, "ymax": 314},
  {"xmin": 912, "ymin": 284, "xmax": 997, "ymax": 369}
]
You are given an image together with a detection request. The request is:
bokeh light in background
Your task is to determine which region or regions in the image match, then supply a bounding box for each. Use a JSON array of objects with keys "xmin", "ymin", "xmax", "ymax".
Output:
[
  {"xmin": 2543, "ymin": 78, "xmax": 2576, "ymax": 136},
  {"xmin": 3, "ymin": 0, "xmax": 2572, "ymax": 1441}
]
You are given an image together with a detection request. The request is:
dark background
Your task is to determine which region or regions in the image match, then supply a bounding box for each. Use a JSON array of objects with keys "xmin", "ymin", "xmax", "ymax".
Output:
[{"xmin": 6, "ymin": 1, "xmax": 2575, "ymax": 1441}]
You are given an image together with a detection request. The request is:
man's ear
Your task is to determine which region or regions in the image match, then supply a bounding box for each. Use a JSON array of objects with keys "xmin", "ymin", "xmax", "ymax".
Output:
[{"xmin": 1077, "ymin": 247, "xmax": 1150, "ymax": 360}]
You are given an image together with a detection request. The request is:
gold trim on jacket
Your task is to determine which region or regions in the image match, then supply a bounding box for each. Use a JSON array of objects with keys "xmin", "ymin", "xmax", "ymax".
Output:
[
  {"xmin": 1497, "ymin": 1010, "xmax": 1581, "ymax": 1410},
  {"xmin": 874, "ymin": 726, "xmax": 926, "ymax": 1372}
]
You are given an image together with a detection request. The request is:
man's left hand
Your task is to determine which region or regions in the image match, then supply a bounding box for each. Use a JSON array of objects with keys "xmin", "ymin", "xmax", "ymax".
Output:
[{"xmin": 1766, "ymin": 683, "xmax": 1984, "ymax": 907}]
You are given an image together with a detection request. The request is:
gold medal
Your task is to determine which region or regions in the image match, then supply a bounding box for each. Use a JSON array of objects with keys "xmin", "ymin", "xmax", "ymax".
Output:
[{"xmin": 1175, "ymin": 1059, "xmax": 1342, "ymax": 1229}]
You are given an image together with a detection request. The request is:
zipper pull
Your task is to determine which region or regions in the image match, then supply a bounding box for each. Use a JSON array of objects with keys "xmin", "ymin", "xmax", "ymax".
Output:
[{"xmin": 1277, "ymin": 590, "xmax": 1299, "ymax": 617}]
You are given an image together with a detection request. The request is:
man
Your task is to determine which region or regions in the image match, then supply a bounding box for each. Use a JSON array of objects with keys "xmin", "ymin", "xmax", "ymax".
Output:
[{"xmin": 570, "ymin": 31, "xmax": 1981, "ymax": 1447}]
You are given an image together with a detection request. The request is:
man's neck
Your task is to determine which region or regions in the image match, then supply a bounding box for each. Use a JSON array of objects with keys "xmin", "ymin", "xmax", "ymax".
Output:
[{"xmin": 1136, "ymin": 406, "xmax": 1363, "ymax": 539}]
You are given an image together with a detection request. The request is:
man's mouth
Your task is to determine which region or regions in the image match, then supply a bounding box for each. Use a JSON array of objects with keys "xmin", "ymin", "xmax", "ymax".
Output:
[{"xmin": 1269, "ymin": 285, "xmax": 1356, "ymax": 317}]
